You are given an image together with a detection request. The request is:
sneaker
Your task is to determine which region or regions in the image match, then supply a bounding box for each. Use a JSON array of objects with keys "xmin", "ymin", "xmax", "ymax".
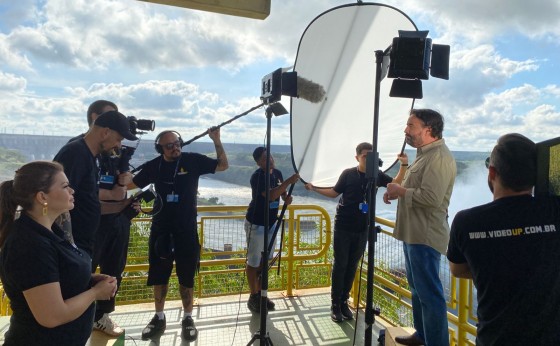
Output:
[
  {"xmin": 265, "ymin": 297, "xmax": 276, "ymax": 311},
  {"xmin": 258, "ymin": 292, "xmax": 276, "ymax": 311},
  {"xmin": 331, "ymin": 302, "xmax": 343, "ymax": 323},
  {"xmin": 93, "ymin": 313, "xmax": 125, "ymax": 337},
  {"xmin": 340, "ymin": 301, "xmax": 354, "ymax": 320},
  {"xmin": 181, "ymin": 316, "xmax": 198, "ymax": 342},
  {"xmin": 247, "ymin": 293, "xmax": 260, "ymax": 313},
  {"xmin": 141, "ymin": 314, "xmax": 166, "ymax": 340}
]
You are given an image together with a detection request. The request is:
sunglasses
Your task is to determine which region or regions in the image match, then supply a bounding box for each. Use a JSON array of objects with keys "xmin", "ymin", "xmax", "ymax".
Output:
[
  {"xmin": 485, "ymin": 157, "xmax": 490, "ymax": 169},
  {"xmin": 162, "ymin": 141, "xmax": 181, "ymax": 150}
]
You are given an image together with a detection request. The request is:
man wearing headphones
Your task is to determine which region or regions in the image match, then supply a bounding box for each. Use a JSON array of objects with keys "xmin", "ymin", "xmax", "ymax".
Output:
[{"xmin": 131, "ymin": 128, "xmax": 228, "ymax": 342}]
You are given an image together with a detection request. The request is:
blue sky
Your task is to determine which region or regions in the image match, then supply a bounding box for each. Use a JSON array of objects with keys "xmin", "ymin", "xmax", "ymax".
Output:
[{"xmin": 1, "ymin": 0, "xmax": 559, "ymax": 152}]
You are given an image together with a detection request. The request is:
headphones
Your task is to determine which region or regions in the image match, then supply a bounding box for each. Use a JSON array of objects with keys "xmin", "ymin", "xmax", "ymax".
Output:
[{"xmin": 154, "ymin": 130, "xmax": 183, "ymax": 154}]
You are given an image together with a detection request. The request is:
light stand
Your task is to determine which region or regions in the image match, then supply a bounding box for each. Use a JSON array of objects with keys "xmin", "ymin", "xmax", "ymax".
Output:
[
  {"xmin": 363, "ymin": 49, "xmax": 385, "ymax": 346},
  {"xmin": 247, "ymin": 102, "xmax": 288, "ymax": 346},
  {"xmin": 364, "ymin": 31, "xmax": 449, "ymax": 345}
]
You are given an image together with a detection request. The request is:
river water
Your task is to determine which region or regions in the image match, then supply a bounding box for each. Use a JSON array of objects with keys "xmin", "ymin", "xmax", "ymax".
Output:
[
  {"xmin": 196, "ymin": 177, "xmax": 398, "ymax": 253},
  {"xmin": 196, "ymin": 163, "xmax": 492, "ymax": 259},
  {"xmin": 197, "ymin": 177, "xmax": 398, "ymax": 221}
]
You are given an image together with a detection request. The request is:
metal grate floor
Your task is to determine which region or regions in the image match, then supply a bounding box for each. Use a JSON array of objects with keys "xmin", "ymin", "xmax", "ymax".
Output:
[{"xmin": 85, "ymin": 287, "xmax": 385, "ymax": 346}]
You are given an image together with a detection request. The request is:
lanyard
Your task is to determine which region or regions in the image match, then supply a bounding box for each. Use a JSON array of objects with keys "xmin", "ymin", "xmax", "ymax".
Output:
[{"xmin": 158, "ymin": 155, "xmax": 182, "ymax": 194}]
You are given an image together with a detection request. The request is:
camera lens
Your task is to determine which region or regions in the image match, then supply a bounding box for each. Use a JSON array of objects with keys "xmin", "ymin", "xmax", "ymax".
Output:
[{"xmin": 137, "ymin": 119, "xmax": 155, "ymax": 131}]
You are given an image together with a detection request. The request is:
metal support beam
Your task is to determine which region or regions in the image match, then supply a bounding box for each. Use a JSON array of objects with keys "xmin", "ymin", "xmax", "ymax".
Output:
[{"xmin": 137, "ymin": 0, "xmax": 271, "ymax": 19}]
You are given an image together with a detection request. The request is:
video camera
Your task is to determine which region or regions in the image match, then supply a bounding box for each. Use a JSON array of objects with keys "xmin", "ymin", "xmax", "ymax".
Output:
[
  {"xmin": 99, "ymin": 146, "xmax": 136, "ymax": 189},
  {"xmin": 99, "ymin": 116, "xmax": 155, "ymax": 189},
  {"xmin": 128, "ymin": 116, "xmax": 155, "ymax": 135}
]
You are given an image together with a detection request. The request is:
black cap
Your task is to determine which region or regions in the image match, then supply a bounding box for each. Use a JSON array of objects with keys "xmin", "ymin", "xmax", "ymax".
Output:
[
  {"xmin": 94, "ymin": 111, "xmax": 138, "ymax": 141},
  {"xmin": 252, "ymin": 147, "xmax": 266, "ymax": 162}
]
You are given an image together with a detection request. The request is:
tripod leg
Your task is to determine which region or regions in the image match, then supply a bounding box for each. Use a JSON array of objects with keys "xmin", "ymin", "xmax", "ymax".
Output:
[
  {"xmin": 246, "ymin": 332, "xmax": 275, "ymax": 346},
  {"xmin": 246, "ymin": 333, "xmax": 259, "ymax": 346}
]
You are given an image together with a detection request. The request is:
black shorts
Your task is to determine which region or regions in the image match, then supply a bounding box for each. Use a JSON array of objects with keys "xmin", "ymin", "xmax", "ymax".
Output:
[{"xmin": 147, "ymin": 226, "xmax": 200, "ymax": 288}]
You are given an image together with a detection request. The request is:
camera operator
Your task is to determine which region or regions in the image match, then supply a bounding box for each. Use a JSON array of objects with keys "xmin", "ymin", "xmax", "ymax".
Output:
[{"xmin": 56, "ymin": 103, "xmax": 137, "ymax": 337}]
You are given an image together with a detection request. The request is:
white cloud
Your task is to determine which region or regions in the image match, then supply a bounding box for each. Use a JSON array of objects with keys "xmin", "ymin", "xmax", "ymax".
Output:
[
  {"xmin": 0, "ymin": 71, "xmax": 27, "ymax": 92},
  {"xmin": 440, "ymin": 84, "xmax": 560, "ymax": 151},
  {"xmin": 0, "ymin": 0, "xmax": 559, "ymax": 150},
  {"xmin": 0, "ymin": 33, "xmax": 34, "ymax": 71},
  {"xmin": 402, "ymin": 0, "xmax": 560, "ymax": 43}
]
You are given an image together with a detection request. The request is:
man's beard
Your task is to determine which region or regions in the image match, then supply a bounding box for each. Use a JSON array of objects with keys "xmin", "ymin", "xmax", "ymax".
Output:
[
  {"xmin": 487, "ymin": 177, "xmax": 494, "ymax": 194},
  {"xmin": 100, "ymin": 144, "xmax": 115, "ymax": 156},
  {"xmin": 165, "ymin": 149, "xmax": 181, "ymax": 161},
  {"xmin": 405, "ymin": 135, "xmax": 416, "ymax": 148}
]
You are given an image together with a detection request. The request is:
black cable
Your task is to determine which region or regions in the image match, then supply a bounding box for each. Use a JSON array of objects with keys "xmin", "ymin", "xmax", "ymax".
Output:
[
  {"xmin": 231, "ymin": 134, "xmax": 265, "ymax": 346},
  {"xmin": 267, "ymin": 183, "xmax": 295, "ymax": 271},
  {"xmin": 123, "ymin": 335, "xmax": 139, "ymax": 345},
  {"xmin": 230, "ymin": 250, "xmax": 249, "ymax": 346},
  {"xmin": 138, "ymin": 192, "xmax": 163, "ymax": 217},
  {"xmin": 352, "ymin": 254, "xmax": 367, "ymax": 345}
]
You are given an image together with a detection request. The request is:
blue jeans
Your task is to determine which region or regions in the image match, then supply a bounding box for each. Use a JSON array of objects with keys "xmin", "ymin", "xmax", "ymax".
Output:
[
  {"xmin": 331, "ymin": 230, "xmax": 368, "ymax": 302},
  {"xmin": 403, "ymin": 243, "xmax": 449, "ymax": 346}
]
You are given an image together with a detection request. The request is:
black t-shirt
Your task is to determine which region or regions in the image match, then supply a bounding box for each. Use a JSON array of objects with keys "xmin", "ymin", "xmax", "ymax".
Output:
[
  {"xmin": 246, "ymin": 168, "xmax": 284, "ymax": 227},
  {"xmin": 447, "ymin": 195, "xmax": 560, "ymax": 346},
  {"xmin": 133, "ymin": 153, "xmax": 217, "ymax": 231},
  {"xmin": 0, "ymin": 214, "xmax": 95, "ymax": 346},
  {"xmin": 67, "ymin": 133, "xmax": 85, "ymax": 143},
  {"xmin": 53, "ymin": 138, "xmax": 100, "ymax": 255},
  {"xmin": 332, "ymin": 167, "xmax": 392, "ymax": 232}
]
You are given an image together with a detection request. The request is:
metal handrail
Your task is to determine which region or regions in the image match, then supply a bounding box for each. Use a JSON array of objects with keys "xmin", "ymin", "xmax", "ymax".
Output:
[{"xmin": 0, "ymin": 203, "xmax": 478, "ymax": 345}]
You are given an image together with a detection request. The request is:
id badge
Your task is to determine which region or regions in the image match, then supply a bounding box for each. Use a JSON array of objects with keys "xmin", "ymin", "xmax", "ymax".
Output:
[
  {"xmin": 359, "ymin": 202, "xmax": 368, "ymax": 214},
  {"xmin": 166, "ymin": 194, "xmax": 179, "ymax": 203},
  {"xmin": 99, "ymin": 175, "xmax": 114, "ymax": 184}
]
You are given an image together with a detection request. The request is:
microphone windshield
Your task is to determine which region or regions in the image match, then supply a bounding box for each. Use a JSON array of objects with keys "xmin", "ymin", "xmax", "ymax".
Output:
[{"xmin": 296, "ymin": 76, "xmax": 326, "ymax": 103}]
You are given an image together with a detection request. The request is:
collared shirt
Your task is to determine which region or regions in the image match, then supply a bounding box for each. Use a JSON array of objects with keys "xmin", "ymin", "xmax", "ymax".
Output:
[
  {"xmin": 0, "ymin": 214, "xmax": 94, "ymax": 345},
  {"xmin": 393, "ymin": 139, "xmax": 456, "ymax": 254}
]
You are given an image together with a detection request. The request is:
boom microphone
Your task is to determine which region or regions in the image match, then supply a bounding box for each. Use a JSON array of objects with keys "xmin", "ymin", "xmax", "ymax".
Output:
[{"xmin": 296, "ymin": 75, "xmax": 326, "ymax": 103}]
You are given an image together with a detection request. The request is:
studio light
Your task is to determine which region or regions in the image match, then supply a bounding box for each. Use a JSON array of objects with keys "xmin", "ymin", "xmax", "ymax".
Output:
[{"xmin": 387, "ymin": 30, "xmax": 450, "ymax": 99}]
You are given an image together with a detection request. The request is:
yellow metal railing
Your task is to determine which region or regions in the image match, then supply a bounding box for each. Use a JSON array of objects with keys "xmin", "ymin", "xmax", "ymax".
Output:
[
  {"xmin": 0, "ymin": 203, "xmax": 479, "ymax": 345},
  {"xmin": 349, "ymin": 216, "xmax": 478, "ymax": 346},
  {"xmin": 112, "ymin": 204, "xmax": 332, "ymax": 304}
]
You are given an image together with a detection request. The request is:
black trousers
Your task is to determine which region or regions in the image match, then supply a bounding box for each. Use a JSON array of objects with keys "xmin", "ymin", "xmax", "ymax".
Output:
[
  {"xmin": 91, "ymin": 213, "xmax": 131, "ymax": 317},
  {"xmin": 331, "ymin": 229, "xmax": 368, "ymax": 302}
]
